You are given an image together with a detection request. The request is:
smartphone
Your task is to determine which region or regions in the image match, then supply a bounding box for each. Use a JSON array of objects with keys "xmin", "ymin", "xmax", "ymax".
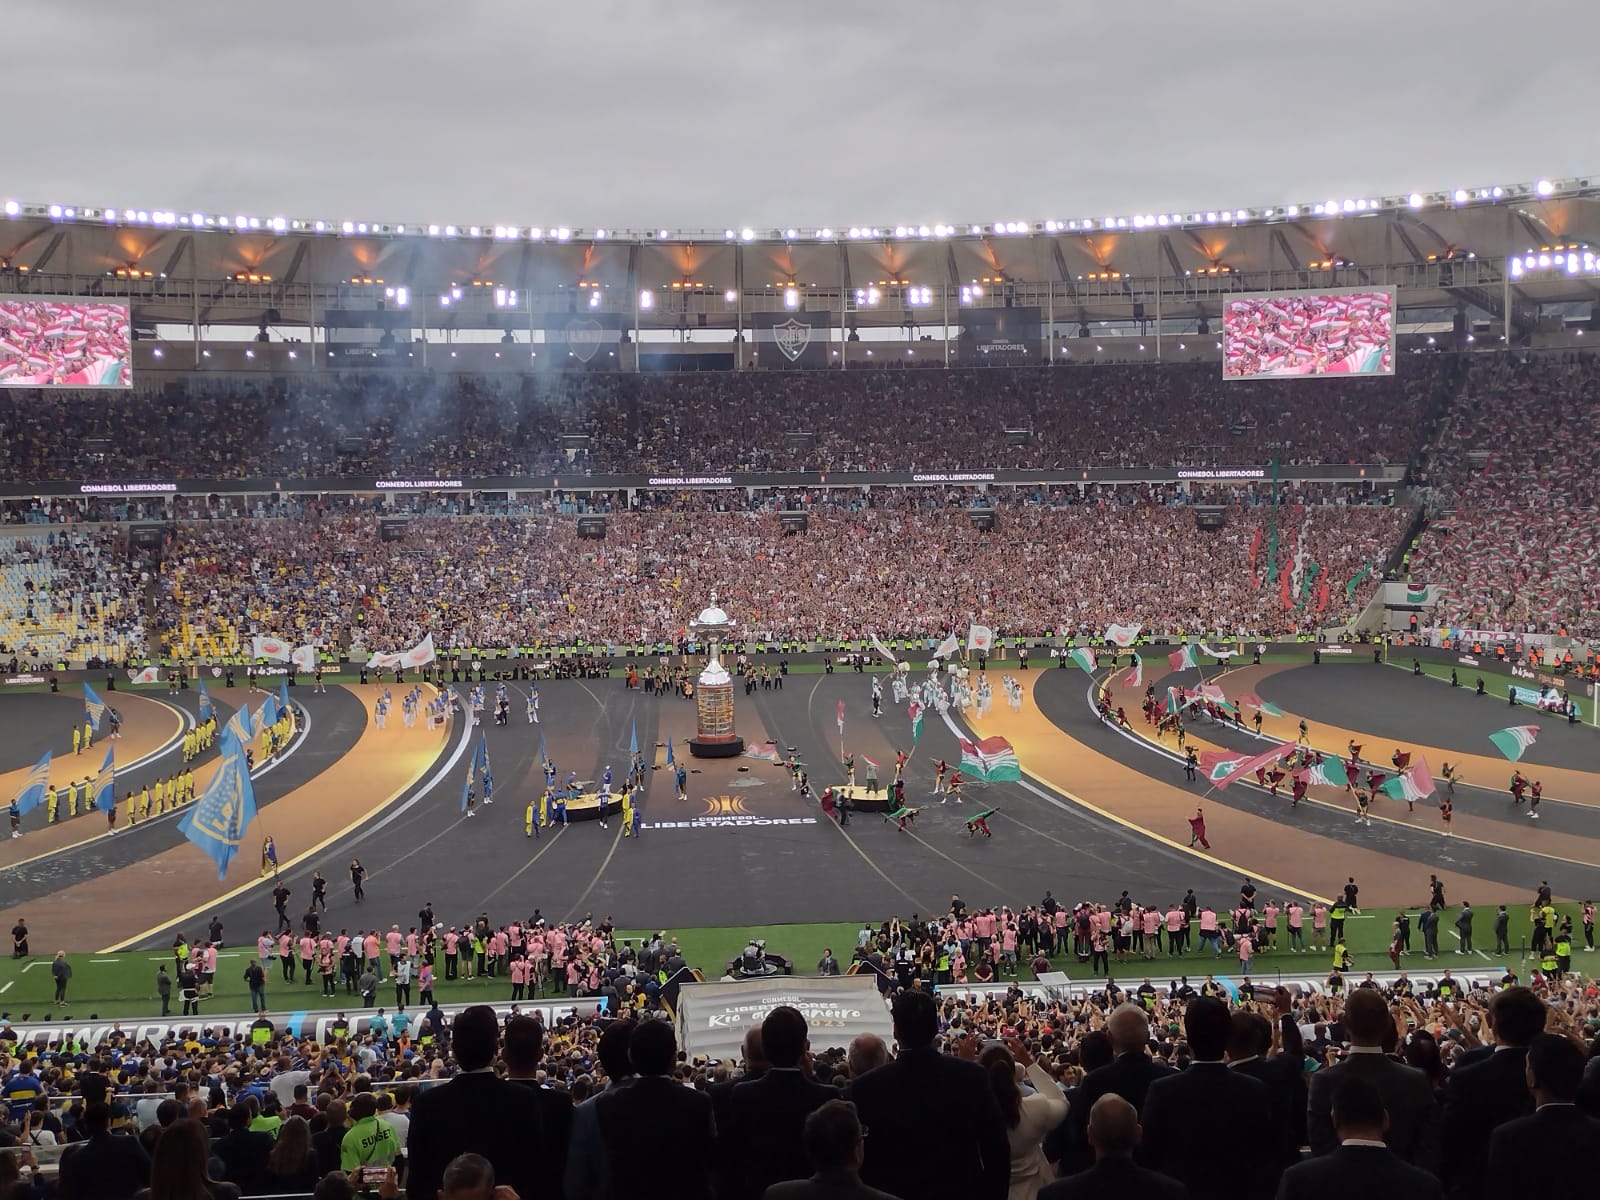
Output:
[{"xmin": 358, "ymin": 1165, "xmax": 389, "ymax": 1184}]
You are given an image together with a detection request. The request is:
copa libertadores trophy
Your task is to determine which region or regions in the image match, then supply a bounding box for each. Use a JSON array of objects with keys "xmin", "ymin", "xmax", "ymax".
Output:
[{"xmin": 688, "ymin": 591, "xmax": 744, "ymax": 758}]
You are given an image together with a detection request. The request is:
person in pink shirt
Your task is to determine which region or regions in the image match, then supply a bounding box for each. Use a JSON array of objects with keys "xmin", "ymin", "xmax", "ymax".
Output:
[
  {"xmin": 565, "ymin": 957, "xmax": 583, "ymax": 997},
  {"xmin": 509, "ymin": 955, "xmax": 528, "ymax": 1000},
  {"xmin": 405, "ymin": 928, "xmax": 420, "ymax": 959},
  {"xmin": 365, "ymin": 931, "xmax": 383, "ymax": 981},
  {"xmin": 951, "ymin": 949, "xmax": 967, "ymax": 983},
  {"xmin": 1286, "ymin": 902, "xmax": 1306, "ymax": 952},
  {"xmin": 1311, "ymin": 902, "xmax": 1329, "ymax": 951},
  {"xmin": 1000, "ymin": 923, "xmax": 1018, "ymax": 974},
  {"xmin": 201, "ymin": 943, "xmax": 218, "ymax": 997},
  {"xmin": 1236, "ymin": 932, "xmax": 1254, "ymax": 975},
  {"xmin": 1198, "ymin": 907, "xmax": 1220, "ymax": 957},
  {"xmin": 418, "ymin": 960, "xmax": 435, "ymax": 1005},
  {"xmin": 1166, "ymin": 906, "xmax": 1186, "ymax": 955},
  {"xmin": 586, "ymin": 961, "xmax": 601, "ymax": 993},
  {"xmin": 443, "ymin": 928, "xmax": 460, "ymax": 980},
  {"xmin": 1141, "ymin": 906, "xmax": 1161, "ymax": 959},
  {"xmin": 277, "ymin": 932, "xmax": 295, "ymax": 982},
  {"xmin": 299, "ymin": 934, "xmax": 316, "ymax": 984},
  {"xmin": 1262, "ymin": 901, "xmax": 1280, "ymax": 950},
  {"xmin": 385, "ymin": 925, "xmax": 403, "ymax": 971},
  {"xmin": 257, "ymin": 932, "xmax": 273, "ymax": 967}
]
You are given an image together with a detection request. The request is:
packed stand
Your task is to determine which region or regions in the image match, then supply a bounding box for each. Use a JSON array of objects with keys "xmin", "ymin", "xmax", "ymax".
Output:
[
  {"xmin": 0, "ymin": 358, "xmax": 1454, "ymax": 484},
  {"xmin": 1407, "ymin": 354, "xmax": 1600, "ymax": 639},
  {"xmin": 146, "ymin": 491, "xmax": 1406, "ymax": 657},
  {"xmin": 4, "ymin": 889, "xmax": 1600, "ymax": 1200}
]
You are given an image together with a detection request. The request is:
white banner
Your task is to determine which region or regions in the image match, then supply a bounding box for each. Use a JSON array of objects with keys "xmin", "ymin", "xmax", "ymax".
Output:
[
  {"xmin": 675, "ymin": 975, "xmax": 893, "ymax": 1060},
  {"xmin": 966, "ymin": 624, "xmax": 995, "ymax": 654},
  {"xmin": 291, "ymin": 645, "xmax": 317, "ymax": 672},
  {"xmin": 250, "ymin": 636, "xmax": 293, "ymax": 663}
]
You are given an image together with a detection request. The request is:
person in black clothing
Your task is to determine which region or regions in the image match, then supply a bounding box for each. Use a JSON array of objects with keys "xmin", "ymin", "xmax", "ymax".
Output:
[
  {"xmin": 1429, "ymin": 876, "xmax": 1446, "ymax": 911},
  {"xmin": 1278, "ymin": 1078, "xmax": 1443, "ymax": 1200},
  {"xmin": 502, "ymin": 1016, "xmax": 573, "ymax": 1200},
  {"xmin": 57, "ymin": 1103, "xmax": 150, "ymax": 1200},
  {"xmin": 1038, "ymin": 1094, "xmax": 1187, "ymax": 1200},
  {"xmin": 1487, "ymin": 1034, "xmax": 1600, "ymax": 1194},
  {"xmin": 311, "ymin": 872, "xmax": 328, "ymax": 911},
  {"xmin": 350, "ymin": 859, "xmax": 366, "ymax": 901},
  {"xmin": 271, "ymin": 883, "xmax": 292, "ymax": 934},
  {"xmin": 1226, "ymin": 988, "xmax": 1306, "ymax": 1169},
  {"xmin": 1239, "ymin": 879, "xmax": 1258, "ymax": 910},
  {"xmin": 723, "ymin": 1006, "xmax": 842, "ymax": 1200},
  {"xmin": 595, "ymin": 1018, "xmax": 716, "ymax": 1200},
  {"xmin": 212, "ymin": 1102, "xmax": 274, "ymax": 1195},
  {"xmin": 1441, "ymin": 986, "xmax": 1547, "ymax": 1200},
  {"xmin": 849, "ymin": 989, "xmax": 1009, "ymax": 1200},
  {"xmin": 1139, "ymin": 996, "xmax": 1274, "ymax": 1200},
  {"xmin": 12, "ymin": 918, "xmax": 28, "ymax": 959}
]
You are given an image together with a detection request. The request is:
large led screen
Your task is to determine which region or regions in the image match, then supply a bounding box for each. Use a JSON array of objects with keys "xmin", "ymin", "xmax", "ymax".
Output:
[
  {"xmin": 0, "ymin": 298, "xmax": 133, "ymax": 388},
  {"xmin": 1222, "ymin": 289, "xmax": 1394, "ymax": 379}
]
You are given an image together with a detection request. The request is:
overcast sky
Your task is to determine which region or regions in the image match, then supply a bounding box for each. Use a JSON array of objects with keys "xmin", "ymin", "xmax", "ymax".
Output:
[{"xmin": 16, "ymin": 0, "xmax": 1598, "ymax": 233}]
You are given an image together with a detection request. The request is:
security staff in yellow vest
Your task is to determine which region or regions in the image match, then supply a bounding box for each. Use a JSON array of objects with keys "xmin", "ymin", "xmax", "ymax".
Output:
[
  {"xmin": 1553, "ymin": 931, "xmax": 1572, "ymax": 978},
  {"xmin": 250, "ymin": 1012, "xmax": 274, "ymax": 1046}
]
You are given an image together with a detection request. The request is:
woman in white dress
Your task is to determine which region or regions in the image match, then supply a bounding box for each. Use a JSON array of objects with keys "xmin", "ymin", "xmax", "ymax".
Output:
[{"xmin": 981, "ymin": 1037, "xmax": 1070, "ymax": 1200}]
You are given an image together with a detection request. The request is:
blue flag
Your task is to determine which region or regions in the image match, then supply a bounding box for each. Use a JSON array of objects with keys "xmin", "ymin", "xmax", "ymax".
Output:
[
  {"xmin": 538, "ymin": 731, "xmax": 548, "ymax": 766},
  {"xmin": 630, "ymin": 719, "xmax": 639, "ymax": 758},
  {"xmin": 224, "ymin": 704, "xmax": 254, "ymax": 749},
  {"xmin": 178, "ymin": 736, "xmax": 257, "ymax": 879},
  {"xmin": 461, "ymin": 734, "xmax": 487, "ymax": 811},
  {"xmin": 93, "ymin": 747, "xmax": 116, "ymax": 814},
  {"xmin": 666, "ymin": 738, "xmax": 675, "ymax": 766},
  {"xmin": 257, "ymin": 694, "xmax": 279, "ymax": 733},
  {"xmin": 82, "ymin": 683, "xmax": 107, "ymax": 733},
  {"xmin": 197, "ymin": 681, "xmax": 214, "ymax": 723},
  {"xmin": 480, "ymin": 734, "xmax": 494, "ymax": 797},
  {"xmin": 278, "ymin": 679, "xmax": 291, "ymax": 713},
  {"xmin": 13, "ymin": 751, "xmax": 52, "ymax": 815}
]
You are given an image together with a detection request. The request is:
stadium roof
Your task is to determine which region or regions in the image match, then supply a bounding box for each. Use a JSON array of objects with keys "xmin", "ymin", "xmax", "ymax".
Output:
[{"xmin": 3, "ymin": 177, "xmax": 1598, "ymax": 334}]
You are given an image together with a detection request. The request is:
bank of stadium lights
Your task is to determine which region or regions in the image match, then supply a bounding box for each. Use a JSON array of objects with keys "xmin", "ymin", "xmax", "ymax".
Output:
[
  {"xmin": 959, "ymin": 285, "xmax": 983, "ymax": 304},
  {"xmin": 783, "ymin": 288, "xmax": 799, "ymax": 310},
  {"xmin": 1509, "ymin": 245, "xmax": 1599, "ymax": 279},
  {"xmin": 384, "ymin": 286, "xmax": 410, "ymax": 307},
  {"xmin": 905, "ymin": 286, "xmax": 933, "ymax": 306},
  {"xmin": 854, "ymin": 287, "xmax": 881, "ymax": 307},
  {"xmin": 638, "ymin": 290, "xmax": 654, "ymax": 310}
]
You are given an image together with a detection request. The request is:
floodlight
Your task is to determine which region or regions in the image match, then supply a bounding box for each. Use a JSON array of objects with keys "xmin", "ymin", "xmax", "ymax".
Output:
[
  {"xmin": 1408, "ymin": 193, "xmax": 1424, "ymax": 209},
  {"xmin": 969, "ymin": 225, "xmax": 983, "ymax": 235},
  {"xmin": 48, "ymin": 204, "xmax": 62, "ymax": 218},
  {"xmin": 1491, "ymin": 187, "xmax": 1504, "ymax": 198},
  {"xmin": 918, "ymin": 225, "xmax": 930, "ymax": 237},
  {"xmin": 659, "ymin": 229, "xmax": 670, "ymax": 239},
  {"xmin": 2, "ymin": 200, "xmax": 17, "ymax": 216},
  {"xmin": 445, "ymin": 226, "xmax": 458, "ymax": 236},
  {"xmin": 589, "ymin": 290, "xmax": 601, "ymax": 308},
  {"xmin": 726, "ymin": 228, "xmax": 737, "ymax": 240},
  {"xmin": 556, "ymin": 227, "xmax": 572, "ymax": 241},
  {"xmin": 639, "ymin": 289, "xmax": 654, "ymax": 309},
  {"xmin": 1536, "ymin": 179, "xmax": 1554, "ymax": 197},
  {"xmin": 1453, "ymin": 189, "xmax": 1469, "ymax": 204},
  {"xmin": 818, "ymin": 228, "xmax": 834, "ymax": 239},
  {"xmin": 595, "ymin": 229, "xmax": 607, "ymax": 239},
  {"xmin": 740, "ymin": 227, "xmax": 755, "ymax": 241},
  {"xmin": 724, "ymin": 290, "xmax": 738, "ymax": 303},
  {"xmin": 895, "ymin": 226, "xmax": 908, "ymax": 238},
  {"xmin": 783, "ymin": 288, "xmax": 799, "ymax": 309},
  {"xmin": 451, "ymin": 286, "xmax": 463, "ymax": 300}
]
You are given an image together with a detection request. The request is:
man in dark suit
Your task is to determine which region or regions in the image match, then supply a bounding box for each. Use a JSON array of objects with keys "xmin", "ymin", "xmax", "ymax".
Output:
[
  {"xmin": 406, "ymin": 1004, "xmax": 547, "ymax": 1200},
  {"xmin": 764, "ymin": 1099, "xmax": 899, "ymax": 1200},
  {"xmin": 725, "ymin": 1006, "xmax": 841, "ymax": 1200},
  {"xmin": 713, "ymin": 1025, "xmax": 769, "ymax": 1199},
  {"xmin": 565, "ymin": 1018, "xmax": 636, "ymax": 1200},
  {"xmin": 1065, "ymin": 1002, "xmax": 1175, "ymax": 1170},
  {"xmin": 1306, "ymin": 987, "xmax": 1436, "ymax": 1168},
  {"xmin": 503, "ymin": 1014, "xmax": 574, "ymax": 1200},
  {"xmin": 596, "ymin": 1016, "xmax": 717, "ymax": 1200},
  {"xmin": 1139, "ymin": 996, "xmax": 1274, "ymax": 1200},
  {"xmin": 1226, "ymin": 992, "xmax": 1304, "ymax": 1170},
  {"xmin": 1039, "ymin": 1094, "xmax": 1188, "ymax": 1200},
  {"xmin": 848, "ymin": 989, "xmax": 1009, "ymax": 1200},
  {"xmin": 1440, "ymin": 985, "xmax": 1546, "ymax": 1200},
  {"xmin": 212, "ymin": 1100, "xmax": 274, "ymax": 1194},
  {"xmin": 1277, "ymin": 1077, "xmax": 1443, "ymax": 1200},
  {"xmin": 1486, "ymin": 1033, "xmax": 1600, "ymax": 1193},
  {"xmin": 56, "ymin": 1102, "xmax": 150, "ymax": 1200}
]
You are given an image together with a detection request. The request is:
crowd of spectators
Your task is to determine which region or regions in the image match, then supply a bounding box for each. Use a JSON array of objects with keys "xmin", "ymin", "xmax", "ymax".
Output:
[
  {"xmin": 3, "ymin": 884, "xmax": 1600, "ymax": 1200},
  {"xmin": 1407, "ymin": 355, "xmax": 1600, "ymax": 639},
  {"xmin": 145, "ymin": 490, "xmax": 1404, "ymax": 659},
  {"xmin": 0, "ymin": 358, "xmax": 1451, "ymax": 482},
  {"xmin": 0, "ymin": 530, "xmax": 146, "ymax": 665}
]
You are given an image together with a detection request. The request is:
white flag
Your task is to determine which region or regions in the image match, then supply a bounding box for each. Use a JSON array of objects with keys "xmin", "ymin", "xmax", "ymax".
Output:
[
  {"xmin": 366, "ymin": 650, "xmax": 403, "ymax": 670},
  {"xmin": 128, "ymin": 665, "xmax": 161, "ymax": 684},
  {"xmin": 401, "ymin": 632, "xmax": 436, "ymax": 668},
  {"xmin": 250, "ymin": 636, "xmax": 293, "ymax": 663},
  {"xmin": 1104, "ymin": 622, "xmax": 1142, "ymax": 648},
  {"xmin": 867, "ymin": 632, "xmax": 899, "ymax": 665},
  {"xmin": 932, "ymin": 632, "xmax": 960, "ymax": 661},
  {"xmin": 291, "ymin": 645, "xmax": 317, "ymax": 672},
  {"xmin": 966, "ymin": 624, "xmax": 995, "ymax": 654}
]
